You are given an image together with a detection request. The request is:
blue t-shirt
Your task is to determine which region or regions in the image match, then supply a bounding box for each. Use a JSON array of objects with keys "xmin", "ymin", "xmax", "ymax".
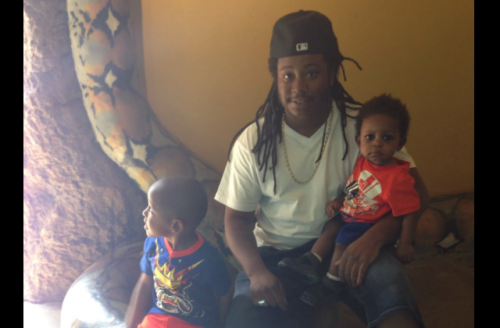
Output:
[{"xmin": 140, "ymin": 232, "xmax": 232, "ymax": 328}]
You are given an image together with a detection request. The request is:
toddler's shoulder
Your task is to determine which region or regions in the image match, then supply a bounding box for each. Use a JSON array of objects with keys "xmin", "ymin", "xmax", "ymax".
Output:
[
  {"xmin": 198, "ymin": 239, "xmax": 225, "ymax": 261},
  {"xmin": 143, "ymin": 236, "xmax": 161, "ymax": 253}
]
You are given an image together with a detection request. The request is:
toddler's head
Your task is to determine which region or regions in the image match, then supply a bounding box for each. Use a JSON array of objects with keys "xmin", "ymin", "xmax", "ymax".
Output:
[
  {"xmin": 355, "ymin": 94, "xmax": 411, "ymax": 166},
  {"xmin": 143, "ymin": 177, "xmax": 208, "ymax": 239}
]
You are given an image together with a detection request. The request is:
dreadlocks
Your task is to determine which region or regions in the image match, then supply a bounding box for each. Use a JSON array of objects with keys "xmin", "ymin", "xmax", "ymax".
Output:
[{"xmin": 227, "ymin": 54, "xmax": 362, "ymax": 194}]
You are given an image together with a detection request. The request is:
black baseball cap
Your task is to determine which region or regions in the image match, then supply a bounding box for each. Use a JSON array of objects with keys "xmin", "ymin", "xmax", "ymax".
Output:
[{"xmin": 270, "ymin": 10, "xmax": 341, "ymax": 59}]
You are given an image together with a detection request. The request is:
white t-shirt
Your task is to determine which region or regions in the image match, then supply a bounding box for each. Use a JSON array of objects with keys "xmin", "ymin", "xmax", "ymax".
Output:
[{"xmin": 215, "ymin": 102, "xmax": 416, "ymax": 250}]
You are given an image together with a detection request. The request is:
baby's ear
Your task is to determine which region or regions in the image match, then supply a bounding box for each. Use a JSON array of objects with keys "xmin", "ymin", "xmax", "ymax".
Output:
[{"xmin": 355, "ymin": 135, "xmax": 360, "ymax": 147}]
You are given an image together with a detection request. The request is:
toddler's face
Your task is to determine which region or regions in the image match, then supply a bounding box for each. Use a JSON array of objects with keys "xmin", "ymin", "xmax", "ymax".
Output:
[
  {"xmin": 142, "ymin": 187, "xmax": 175, "ymax": 239},
  {"xmin": 356, "ymin": 114, "xmax": 403, "ymax": 166}
]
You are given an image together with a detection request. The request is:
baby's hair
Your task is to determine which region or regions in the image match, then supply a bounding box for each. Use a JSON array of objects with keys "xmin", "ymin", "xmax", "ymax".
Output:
[
  {"xmin": 154, "ymin": 177, "xmax": 208, "ymax": 229},
  {"xmin": 356, "ymin": 94, "xmax": 411, "ymax": 140}
]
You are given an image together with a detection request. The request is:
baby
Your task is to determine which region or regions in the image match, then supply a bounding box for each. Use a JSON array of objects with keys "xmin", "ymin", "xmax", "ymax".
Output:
[{"xmin": 279, "ymin": 94, "xmax": 420, "ymax": 305}]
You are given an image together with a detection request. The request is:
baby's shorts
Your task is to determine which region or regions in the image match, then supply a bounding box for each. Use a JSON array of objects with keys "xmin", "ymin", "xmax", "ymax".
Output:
[{"xmin": 335, "ymin": 214, "xmax": 374, "ymax": 245}]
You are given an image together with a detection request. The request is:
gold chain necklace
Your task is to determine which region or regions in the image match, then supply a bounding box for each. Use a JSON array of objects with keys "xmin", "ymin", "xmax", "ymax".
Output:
[{"xmin": 282, "ymin": 109, "xmax": 334, "ymax": 184}]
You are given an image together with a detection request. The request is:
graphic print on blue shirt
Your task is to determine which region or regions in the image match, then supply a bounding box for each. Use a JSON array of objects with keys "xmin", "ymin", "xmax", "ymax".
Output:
[
  {"xmin": 152, "ymin": 239, "xmax": 203, "ymax": 315},
  {"xmin": 140, "ymin": 233, "xmax": 232, "ymax": 328}
]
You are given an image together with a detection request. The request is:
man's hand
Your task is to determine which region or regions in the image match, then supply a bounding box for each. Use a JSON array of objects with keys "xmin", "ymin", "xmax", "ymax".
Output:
[
  {"xmin": 335, "ymin": 236, "xmax": 380, "ymax": 287},
  {"xmin": 224, "ymin": 207, "xmax": 288, "ymax": 310},
  {"xmin": 249, "ymin": 268, "xmax": 287, "ymax": 311},
  {"xmin": 396, "ymin": 242, "xmax": 415, "ymax": 264}
]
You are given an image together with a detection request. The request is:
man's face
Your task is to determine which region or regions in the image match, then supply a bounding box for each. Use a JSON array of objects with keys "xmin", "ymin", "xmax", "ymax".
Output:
[{"xmin": 276, "ymin": 54, "xmax": 333, "ymax": 121}]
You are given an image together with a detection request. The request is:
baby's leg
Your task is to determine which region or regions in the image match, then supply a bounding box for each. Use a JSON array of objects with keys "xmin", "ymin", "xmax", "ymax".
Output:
[
  {"xmin": 299, "ymin": 242, "xmax": 347, "ymax": 306},
  {"xmin": 278, "ymin": 219, "xmax": 342, "ymax": 284},
  {"xmin": 301, "ymin": 223, "xmax": 374, "ymax": 305},
  {"xmin": 328, "ymin": 242, "xmax": 347, "ymax": 277},
  {"xmin": 311, "ymin": 218, "xmax": 342, "ymax": 260}
]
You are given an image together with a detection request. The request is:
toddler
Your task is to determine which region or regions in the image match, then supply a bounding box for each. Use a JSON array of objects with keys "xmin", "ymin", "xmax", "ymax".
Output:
[{"xmin": 125, "ymin": 177, "xmax": 234, "ymax": 328}]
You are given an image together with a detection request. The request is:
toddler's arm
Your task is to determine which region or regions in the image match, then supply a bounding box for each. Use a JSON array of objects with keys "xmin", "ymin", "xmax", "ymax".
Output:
[
  {"xmin": 124, "ymin": 273, "xmax": 154, "ymax": 328},
  {"xmin": 217, "ymin": 281, "xmax": 235, "ymax": 328},
  {"xmin": 326, "ymin": 192, "xmax": 345, "ymax": 219}
]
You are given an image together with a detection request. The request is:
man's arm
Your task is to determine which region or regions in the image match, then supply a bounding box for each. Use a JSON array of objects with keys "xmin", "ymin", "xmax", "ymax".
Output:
[
  {"xmin": 124, "ymin": 273, "xmax": 153, "ymax": 328},
  {"xmin": 224, "ymin": 207, "xmax": 287, "ymax": 311},
  {"xmin": 335, "ymin": 168, "xmax": 429, "ymax": 286}
]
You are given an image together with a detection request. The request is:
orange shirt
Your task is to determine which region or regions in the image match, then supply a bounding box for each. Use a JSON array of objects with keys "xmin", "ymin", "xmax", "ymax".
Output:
[{"xmin": 340, "ymin": 156, "xmax": 420, "ymax": 224}]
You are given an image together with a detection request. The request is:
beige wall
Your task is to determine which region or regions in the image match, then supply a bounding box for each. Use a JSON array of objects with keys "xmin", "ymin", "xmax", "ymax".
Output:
[{"xmin": 141, "ymin": 0, "xmax": 473, "ymax": 197}]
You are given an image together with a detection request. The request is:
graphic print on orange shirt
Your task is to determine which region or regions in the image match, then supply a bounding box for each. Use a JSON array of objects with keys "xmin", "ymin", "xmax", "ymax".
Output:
[
  {"xmin": 339, "ymin": 156, "xmax": 420, "ymax": 224},
  {"xmin": 342, "ymin": 170, "xmax": 382, "ymax": 217}
]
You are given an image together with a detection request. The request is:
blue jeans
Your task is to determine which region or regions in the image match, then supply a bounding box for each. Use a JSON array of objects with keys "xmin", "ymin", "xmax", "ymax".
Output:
[{"xmin": 224, "ymin": 240, "xmax": 424, "ymax": 328}]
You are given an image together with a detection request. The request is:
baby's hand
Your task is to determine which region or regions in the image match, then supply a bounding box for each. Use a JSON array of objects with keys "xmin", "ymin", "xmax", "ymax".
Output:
[
  {"xmin": 396, "ymin": 243, "xmax": 415, "ymax": 265},
  {"xmin": 326, "ymin": 200, "xmax": 338, "ymax": 219}
]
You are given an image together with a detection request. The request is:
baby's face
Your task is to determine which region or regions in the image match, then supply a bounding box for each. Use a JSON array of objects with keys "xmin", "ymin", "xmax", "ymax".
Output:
[{"xmin": 356, "ymin": 114, "xmax": 403, "ymax": 166}]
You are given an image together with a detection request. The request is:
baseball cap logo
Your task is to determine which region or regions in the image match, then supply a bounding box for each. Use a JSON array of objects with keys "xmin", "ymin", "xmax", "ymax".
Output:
[{"xmin": 296, "ymin": 43, "xmax": 308, "ymax": 51}]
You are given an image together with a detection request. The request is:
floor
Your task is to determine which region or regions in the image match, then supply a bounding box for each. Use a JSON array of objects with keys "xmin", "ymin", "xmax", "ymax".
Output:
[{"xmin": 24, "ymin": 251, "xmax": 473, "ymax": 328}]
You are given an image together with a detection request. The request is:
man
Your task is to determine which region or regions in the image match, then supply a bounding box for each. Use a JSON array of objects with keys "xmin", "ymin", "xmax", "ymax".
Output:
[{"xmin": 215, "ymin": 10, "xmax": 428, "ymax": 328}]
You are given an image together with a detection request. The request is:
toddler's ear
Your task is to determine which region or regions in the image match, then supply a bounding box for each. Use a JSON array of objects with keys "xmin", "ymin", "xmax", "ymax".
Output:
[
  {"xmin": 355, "ymin": 135, "xmax": 360, "ymax": 147},
  {"xmin": 172, "ymin": 219, "xmax": 183, "ymax": 234}
]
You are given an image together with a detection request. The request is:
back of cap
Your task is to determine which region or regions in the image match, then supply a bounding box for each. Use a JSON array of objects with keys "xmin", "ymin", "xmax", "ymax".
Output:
[{"xmin": 270, "ymin": 10, "xmax": 340, "ymax": 59}]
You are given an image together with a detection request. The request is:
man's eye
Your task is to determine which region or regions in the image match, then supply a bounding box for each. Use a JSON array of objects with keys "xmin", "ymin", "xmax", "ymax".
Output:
[
  {"xmin": 283, "ymin": 73, "xmax": 294, "ymax": 81},
  {"xmin": 306, "ymin": 71, "xmax": 318, "ymax": 78}
]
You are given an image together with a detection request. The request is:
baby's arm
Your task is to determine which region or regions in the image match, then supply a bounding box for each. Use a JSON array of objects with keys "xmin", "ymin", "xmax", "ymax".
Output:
[
  {"xmin": 124, "ymin": 273, "xmax": 154, "ymax": 328},
  {"xmin": 326, "ymin": 192, "xmax": 346, "ymax": 219},
  {"xmin": 394, "ymin": 169, "xmax": 429, "ymax": 264},
  {"xmin": 396, "ymin": 212, "xmax": 419, "ymax": 264}
]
